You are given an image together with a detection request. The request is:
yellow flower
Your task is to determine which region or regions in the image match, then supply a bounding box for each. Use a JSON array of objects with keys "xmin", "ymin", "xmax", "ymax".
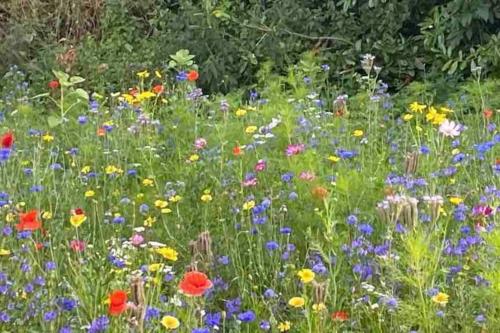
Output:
[
  {"xmin": 432, "ymin": 292, "xmax": 449, "ymax": 306},
  {"xmin": 245, "ymin": 125, "xmax": 258, "ymax": 134},
  {"xmin": 70, "ymin": 214, "xmax": 87, "ymax": 228},
  {"xmin": 105, "ymin": 165, "xmax": 123, "ymax": 175},
  {"xmin": 42, "ymin": 133, "xmax": 54, "ymax": 142},
  {"xmin": 156, "ymin": 247, "xmax": 178, "ymax": 261},
  {"xmin": 155, "ymin": 200, "xmax": 169, "ymax": 209},
  {"xmin": 169, "ymin": 195, "xmax": 182, "ymax": 203},
  {"xmin": 288, "ymin": 296, "xmax": 305, "ymax": 308},
  {"xmin": 451, "ymin": 148, "xmax": 460, "ymax": 155},
  {"xmin": 161, "ymin": 208, "xmax": 172, "ymax": 214},
  {"xmin": 242, "ymin": 200, "xmax": 255, "ymax": 210},
  {"xmin": 409, "ymin": 102, "xmax": 426, "ymax": 113},
  {"xmin": 155, "ymin": 70, "xmax": 162, "ymax": 78},
  {"xmin": 403, "ymin": 114, "xmax": 414, "ymax": 121},
  {"xmin": 189, "ymin": 154, "xmax": 199, "ymax": 162},
  {"xmin": 85, "ymin": 190, "xmax": 95, "ymax": 198},
  {"xmin": 201, "ymin": 190, "xmax": 213, "ymax": 202},
  {"xmin": 137, "ymin": 70, "xmax": 150, "ymax": 79},
  {"xmin": 137, "ymin": 91, "xmax": 156, "ymax": 101},
  {"xmin": 277, "ymin": 321, "xmax": 291, "ymax": 332},
  {"xmin": 426, "ymin": 107, "xmax": 447, "ymax": 125},
  {"xmin": 142, "ymin": 178, "xmax": 154, "ymax": 187},
  {"xmin": 312, "ymin": 303, "xmax": 327, "ymax": 313},
  {"xmin": 297, "ymin": 269, "xmax": 315, "ymax": 283},
  {"xmin": 161, "ymin": 315, "xmax": 180, "ymax": 330},
  {"xmin": 0, "ymin": 249, "xmax": 11, "ymax": 256},
  {"xmin": 449, "ymin": 197, "xmax": 463, "ymax": 205},
  {"xmin": 148, "ymin": 263, "xmax": 163, "ymax": 272},
  {"xmin": 439, "ymin": 106, "xmax": 454, "ymax": 113},
  {"xmin": 144, "ymin": 216, "xmax": 156, "ymax": 227},
  {"xmin": 235, "ymin": 108, "xmax": 247, "ymax": 117},
  {"xmin": 328, "ymin": 155, "xmax": 340, "ymax": 162},
  {"xmin": 6, "ymin": 212, "xmax": 15, "ymax": 222},
  {"xmin": 41, "ymin": 211, "xmax": 52, "ymax": 219},
  {"xmin": 81, "ymin": 166, "xmax": 91, "ymax": 174},
  {"xmin": 352, "ymin": 129, "xmax": 364, "ymax": 137}
]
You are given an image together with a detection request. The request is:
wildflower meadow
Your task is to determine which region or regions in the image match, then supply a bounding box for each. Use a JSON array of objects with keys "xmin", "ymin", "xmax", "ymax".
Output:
[{"xmin": 0, "ymin": 49, "xmax": 499, "ymax": 333}]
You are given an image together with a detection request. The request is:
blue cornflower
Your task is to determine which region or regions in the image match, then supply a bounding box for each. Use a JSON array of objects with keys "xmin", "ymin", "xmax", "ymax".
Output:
[
  {"xmin": 88, "ymin": 315, "xmax": 109, "ymax": 333},
  {"xmin": 265, "ymin": 241, "xmax": 279, "ymax": 251},
  {"xmin": 217, "ymin": 256, "xmax": 230, "ymax": 265},
  {"xmin": 259, "ymin": 320, "xmax": 271, "ymax": 330},
  {"xmin": 237, "ymin": 310, "xmax": 256, "ymax": 323},
  {"xmin": 358, "ymin": 223, "xmax": 374, "ymax": 235},
  {"xmin": 144, "ymin": 307, "xmax": 161, "ymax": 321},
  {"xmin": 204, "ymin": 312, "xmax": 221, "ymax": 327},
  {"xmin": 347, "ymin": 214, "xmax": 358, "ymax": 225},
  {"xmin": 263, "ymin": 288, "xmax": 277, "ymax": 298},
  {"xmin": 192, "ymin": 329, "xmax": 210, "ymax": 333},
  {"xmin": 43, "ymin": 311, "xmax": 57, "ymax": 321}
]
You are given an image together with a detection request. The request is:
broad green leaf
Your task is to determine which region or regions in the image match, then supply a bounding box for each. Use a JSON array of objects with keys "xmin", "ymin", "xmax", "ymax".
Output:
[
  {"xmin": 52, "ymin": 70, "xmax": 69, "ymax": 82},
  {"xmin": 69, "ymin": 76, "xmax": 85, "ymax": 85},
  {"xmin": 74, "ymin": 88, "xmax": 89, "ymax": 101},
  {"xmin": 47, "ymin": 115, "xmax": 63, "ymax": 128}
]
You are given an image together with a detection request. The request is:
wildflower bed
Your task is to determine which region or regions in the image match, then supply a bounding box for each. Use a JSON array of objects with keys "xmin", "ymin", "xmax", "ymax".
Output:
[{"xmin": 0, "ymin": 58, "xmax": 499, "ymax": 332}]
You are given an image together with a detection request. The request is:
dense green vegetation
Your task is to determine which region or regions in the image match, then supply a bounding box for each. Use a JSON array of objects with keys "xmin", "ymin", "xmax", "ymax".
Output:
[{"xmin": 1, "ymin": 0, "xmax": 500, "ymax": 93}]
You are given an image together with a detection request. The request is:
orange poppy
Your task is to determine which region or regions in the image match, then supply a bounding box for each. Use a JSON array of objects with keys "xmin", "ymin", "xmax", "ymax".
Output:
[
  {"xmin": 108, "ymin": 290, "xmax": 128, "ymax": 316},
  {"xmin": 187, "ymin": 70, "xmax": 199, "ymax": 81},
  {"xmin": 233, "ymin": 145, "xmax": 243, "ymax": 156},
  {"xmin": 97, "ymin": 127, "xmax": 106, "ymax": 137},
  {"xmin": 16, "ymin": 210, "xmax": 42, "ymax": 232},
  {"xmin": 152, "ymin": 84, "xmax": 164, "ymax": 94},
  {"xmin": 179, "ymin": 271, "xmax": 213, "ymax": 297},
  {"xmin": 332, "ymin": 310, "xmax": 349, "ymax": 321},
  {"xmin": 311, "ymin": 186, "xmax": 328, "ymax": 200}
]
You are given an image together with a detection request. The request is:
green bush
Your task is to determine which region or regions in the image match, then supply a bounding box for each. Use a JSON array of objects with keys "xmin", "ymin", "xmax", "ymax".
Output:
[{"xmin": 1, "ymin": 0, "xmax": 500, "ymax": 93}]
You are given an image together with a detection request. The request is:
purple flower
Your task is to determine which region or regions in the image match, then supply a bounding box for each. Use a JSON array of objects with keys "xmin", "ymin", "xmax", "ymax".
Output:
[{"xmin": 237, "ymin": 310, "xmax": 256, "ymax": 323}]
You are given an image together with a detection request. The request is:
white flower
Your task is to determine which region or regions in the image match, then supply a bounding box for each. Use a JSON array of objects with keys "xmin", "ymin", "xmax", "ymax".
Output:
[{"xmin": 439, "ymin": 119, "xmax": 461, "ymax": 137}]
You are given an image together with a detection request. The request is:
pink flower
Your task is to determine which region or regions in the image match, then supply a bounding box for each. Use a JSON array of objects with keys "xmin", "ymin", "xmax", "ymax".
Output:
[
  {"xmin": 254, "ymin": 159, "xmax": 267, "ymax": 172},
  {"xmin": 70, "ymin": 239, "xmax": 86, "ymax": 252},
  {"xmin": 299, "ymin": 171, "xmax": 316, "ymax": 181},
  {"xmin": 194, "ymin": 138, "xmax": 207, "ymax": 150},
  {"xmin": 130, "ymin": 233, "xmax": 144, "ymax": 246},
  {"xmin": 439, "ymin": 119, "xmax": 461, "ymax": 137},
  {"xmin": 286, "ymin": 144, "xmax": 305, "ymax": 156}
]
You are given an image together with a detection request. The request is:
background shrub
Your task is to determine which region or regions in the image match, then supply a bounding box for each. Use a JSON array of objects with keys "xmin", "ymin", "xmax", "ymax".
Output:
[{"xmin": 1, "ymin": 0, "xmax": 499, "ymax": 93}]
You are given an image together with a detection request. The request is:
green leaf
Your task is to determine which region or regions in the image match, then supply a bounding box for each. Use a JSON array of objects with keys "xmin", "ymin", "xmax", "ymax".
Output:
[
  {"xmin": 47, "ymin": 116, "xmax": 63, "ymax": 128},
  {"xmin": 69, "ymin": 76, "xmax": 85, "ymax": 85},
  {"xmin": 52, "ymin": 70, "xmax": 69, "ymax": 82},
  {"xmin": 74, "ymin": 88, "xmax": 89, "ymax": 101}
]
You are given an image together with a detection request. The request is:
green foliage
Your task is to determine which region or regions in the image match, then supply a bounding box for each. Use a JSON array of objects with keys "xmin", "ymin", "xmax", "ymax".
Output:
[{"xmin": 1, "ymin": 0, "xmax": 500, "ymax": 94}]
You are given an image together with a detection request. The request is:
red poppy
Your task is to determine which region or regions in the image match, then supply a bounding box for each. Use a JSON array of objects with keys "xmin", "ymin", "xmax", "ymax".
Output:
[
  {"xmin": 108, "ymin": 290, "xmax": 128, "ymax": 316},
  {"xmin": 483, "ymin": 108, "xmax": 493, "ymax": 119},
  {"xmin": 70, "ymin": 239, "xmax": 86, "ymax": 252},
  {"xmin": 179, "ymin": 271, "xmax": 213, "ymax": 296},
  {"xmin": 152, "ymin": 84, "xmax": 164, "ymax": 94},
  {"xmin": 74, "ymin": 208, "xmax": 84, "ymax": 215},
  {"xmin": 332, "ymin": 310, "xmax": 349, "ymax": 322},
  {"xmin": 48, "ymin": 80, "xmax": 60, "ymax": 89},
  {"xmin": 187, "ymin": 70, "xmax": 199, "ymax": 81},
  {"xmin": 35, "ymin": 242, "xmax": 44, "ymax": 250},
  {"xmin": 16, "ymin": 210, "xmax": 42, "ymax": 232},
  {"xmin": 1, "ymin": 132, "xmax": 14, "ymax": 149}
]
